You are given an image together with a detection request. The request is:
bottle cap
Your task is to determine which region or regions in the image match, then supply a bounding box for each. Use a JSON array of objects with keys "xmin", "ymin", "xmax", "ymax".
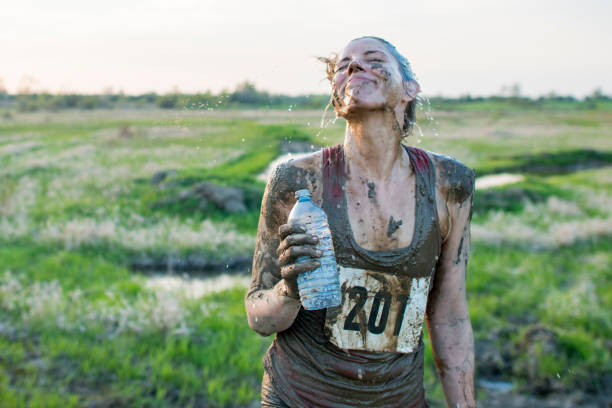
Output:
[{"xmin": 295, "ymin": 189, "xmax": 311, "ymax": 199}]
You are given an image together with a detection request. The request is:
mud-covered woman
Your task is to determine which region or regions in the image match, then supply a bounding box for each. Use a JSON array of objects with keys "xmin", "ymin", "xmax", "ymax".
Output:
[{"xmin": 245, "ymin": 36, "xmax": 476, "ymax": 408}]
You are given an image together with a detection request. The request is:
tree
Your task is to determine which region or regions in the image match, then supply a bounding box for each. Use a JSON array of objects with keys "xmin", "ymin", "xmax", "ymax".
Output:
[
  {"xmin": 509, "ymin": 83, "xmax": 521, "ymax": 98},
  {"xmin": 230, "ymin": 81, "xmax": 267, "ymax": 104},
  {"xmin": 588, "ymin": 88, "xmax": 608, "ymax": 101}
]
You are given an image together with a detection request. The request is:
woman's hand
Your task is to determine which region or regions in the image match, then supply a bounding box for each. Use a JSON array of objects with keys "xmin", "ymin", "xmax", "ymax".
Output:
[{"xmin": 277, "ymin": 223, "xmax": 322, "ymax": 298}]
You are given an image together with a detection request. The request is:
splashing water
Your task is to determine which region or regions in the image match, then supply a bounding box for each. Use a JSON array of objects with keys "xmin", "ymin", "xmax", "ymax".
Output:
[
  {"xmin": 319, "ymin": 96, "xmax": 340, "ymax": 129},
  {"xmin": 413, "ymin": 122, "xmax": 424, "ymax": 144}
]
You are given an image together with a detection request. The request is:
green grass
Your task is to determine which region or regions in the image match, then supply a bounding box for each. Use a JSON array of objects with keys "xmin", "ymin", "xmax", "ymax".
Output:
[
  {"xmin": 1, "ymin": 105, "xmax": 611, "ymax": 406},
  {"xmin": 0, "ymin": 286, "xmax": 268, "ymax": 407}
]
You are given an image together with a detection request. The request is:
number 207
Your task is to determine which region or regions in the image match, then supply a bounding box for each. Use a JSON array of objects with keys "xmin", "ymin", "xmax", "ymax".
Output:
[{"xmin": 343, "ymin": 286, "xmax": 409, "ymax": 335}]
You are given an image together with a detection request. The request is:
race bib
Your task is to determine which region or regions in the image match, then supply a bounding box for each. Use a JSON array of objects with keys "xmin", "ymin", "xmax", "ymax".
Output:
[{"xmin": 325, "ymin": 266, "xmax": 431, "ymax": 353}]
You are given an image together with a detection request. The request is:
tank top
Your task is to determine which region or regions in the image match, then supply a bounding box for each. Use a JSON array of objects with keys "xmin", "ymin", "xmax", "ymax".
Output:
[{"xmin": 263, "ymin": 144, "xmax": 441, "ymax": 408}]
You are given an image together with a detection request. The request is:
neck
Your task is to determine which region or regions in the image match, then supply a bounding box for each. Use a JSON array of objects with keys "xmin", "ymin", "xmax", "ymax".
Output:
[{"xmin": 342, "ymin": 109, "xmax": 409, "ymax": 180}]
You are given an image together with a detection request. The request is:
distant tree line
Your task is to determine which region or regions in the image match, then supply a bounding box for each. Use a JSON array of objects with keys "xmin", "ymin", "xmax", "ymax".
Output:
[
  {"xmin": 0, "ymin": 81, "xmax": 331, "ymax": 112},
  {"xmin": 0, "ymin": 81, "xmax": 609, "ymax": 112}
]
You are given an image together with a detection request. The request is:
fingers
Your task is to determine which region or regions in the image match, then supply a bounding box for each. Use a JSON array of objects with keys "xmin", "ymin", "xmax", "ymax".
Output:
[
  {"xmin": 279, "ymin": 223, "xmax": 306, "ymax": 240},
  {"xmin": 277, "ymin": 233, "xmax": 319, "ymax": 256},
  {"xmin": 278, "ymin": 245, "xmax": 322, "ymax": 267},
  {"xmin": 281, "ymin": 259, "xmax": 321, "ymax": 282},
  {"xmin": 277, "ymin": 223, "xmax": 322, "ymax": 290}
]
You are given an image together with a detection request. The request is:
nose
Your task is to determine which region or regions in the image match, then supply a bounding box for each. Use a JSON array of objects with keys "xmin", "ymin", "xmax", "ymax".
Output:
[{"xmin": 347, "ymin": 59, "xmax": 364, "ymax": 76}]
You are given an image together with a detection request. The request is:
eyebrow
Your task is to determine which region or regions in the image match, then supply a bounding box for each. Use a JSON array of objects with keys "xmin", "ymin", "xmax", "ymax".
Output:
[{"xmin": 364, "ymin": 50, "xmax": 386, "ymax": 57}]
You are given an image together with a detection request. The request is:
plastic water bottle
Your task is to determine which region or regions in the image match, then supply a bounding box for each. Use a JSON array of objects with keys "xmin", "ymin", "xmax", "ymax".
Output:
[{"xmin": 287, "ymin": 189, "xmax": 341, "ymax": 310}]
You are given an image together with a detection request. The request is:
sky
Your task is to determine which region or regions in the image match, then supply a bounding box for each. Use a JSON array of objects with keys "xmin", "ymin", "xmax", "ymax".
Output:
[{"xmin": 1, "ymin": 0, "xmax": 611, "ymax": 97}]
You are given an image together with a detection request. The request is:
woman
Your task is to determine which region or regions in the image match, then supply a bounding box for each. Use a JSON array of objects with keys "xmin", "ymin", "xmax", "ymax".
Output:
[{"xmin": 245, "ymin": 36, "xmax": 476, "ymax": 408}]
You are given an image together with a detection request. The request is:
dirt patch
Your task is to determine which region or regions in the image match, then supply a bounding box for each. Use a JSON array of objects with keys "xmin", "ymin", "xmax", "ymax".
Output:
[
  {"xmin": 473, "ymin": 324, "xmax": 612, "ymax": 407},
  {"xmin": 475, "ymin": 328, "xmax": 515, "ymax": 379},
  {"xmin": 152, "ymin": 176, "xmax": 261, "ymax": 215},
  {"xmin": 477, "ymin": 389, "xmax": 611, "ymax": 408}
]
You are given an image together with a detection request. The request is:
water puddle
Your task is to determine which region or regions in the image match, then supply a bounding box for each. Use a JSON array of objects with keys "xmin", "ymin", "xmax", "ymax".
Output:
[
  {"xmin": 475, "ymin": 173, "xmax": 524, "ymax": 189},
  {"xmin": 144, "ymin": 273, "xmax": 251, "ymax": 299},
  {"xmin": 478, "ymin": 379, "xmax": 515, "ymax": 392}
]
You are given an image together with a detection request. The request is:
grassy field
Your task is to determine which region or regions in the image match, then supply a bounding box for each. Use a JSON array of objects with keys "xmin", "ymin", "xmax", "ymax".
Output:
[{"xmin": 0, "ymin": 105, "xmax": 611, "ymax": 407}]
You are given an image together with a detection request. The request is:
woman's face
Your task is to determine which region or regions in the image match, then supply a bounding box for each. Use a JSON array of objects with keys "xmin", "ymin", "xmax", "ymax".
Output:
[{"xmin": 332, "ymin": 38, "xmax": 408, "ymax": 118}]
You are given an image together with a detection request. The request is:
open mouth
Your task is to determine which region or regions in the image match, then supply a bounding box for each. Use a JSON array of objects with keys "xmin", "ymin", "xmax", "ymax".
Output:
[{"xmin": 345, "ymin": 78, "xmax": 376, "ymax": 98}]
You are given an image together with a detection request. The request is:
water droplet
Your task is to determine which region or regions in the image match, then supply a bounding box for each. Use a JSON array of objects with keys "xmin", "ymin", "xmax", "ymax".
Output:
[{"xmin": 414, "ymin": 123, "xmax": 424, "ymax": 139}]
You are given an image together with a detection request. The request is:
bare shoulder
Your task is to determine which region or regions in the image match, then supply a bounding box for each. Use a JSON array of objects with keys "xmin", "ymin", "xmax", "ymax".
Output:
[
  {"xmin": 264, "ymin": 150, "xmax": 324, "ymax": 210},
  {"xmin": 426, "ymin": 151, "xmax": 475, "ymax": 205}
]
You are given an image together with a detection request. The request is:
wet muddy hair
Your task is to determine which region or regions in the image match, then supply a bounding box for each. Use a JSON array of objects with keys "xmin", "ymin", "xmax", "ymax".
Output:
[{"xmin": 319, "ymin": 36, "xmax": 419, "ymax": 137}]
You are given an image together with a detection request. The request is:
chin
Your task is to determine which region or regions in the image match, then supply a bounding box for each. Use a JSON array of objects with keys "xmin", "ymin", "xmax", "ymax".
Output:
[{"xmin": 336, "ymin": 98, "xmax": 387, "ymax": 118}]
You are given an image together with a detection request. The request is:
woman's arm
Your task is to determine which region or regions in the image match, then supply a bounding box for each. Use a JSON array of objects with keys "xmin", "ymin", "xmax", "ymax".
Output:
[
  {"xmin": 426, "ymin": 161, "xmax": 476, "ymax": 408},
  {"xmin": 245, "ymin": 161, "xmax": 321, "ymax": 336}
]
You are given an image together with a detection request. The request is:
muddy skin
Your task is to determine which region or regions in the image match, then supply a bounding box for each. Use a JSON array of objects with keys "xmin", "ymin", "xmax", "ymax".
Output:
[
  {"xmin": 331, "ymin": 87, "xmax": 343, "ymax": 109},
  {"xmin": 461, "ymin": 366, "xmax": 476, "ymax": 404},
  {"xmin": 323, "ymin": 145, "xmax": 440, "ymax": 275},
  {"xmin": 248, "ymin": 162, "xmax": 318, "ymax": 295},
  {"xmin": 455, "ymin": 235, "xmax": 464, "ymax": 264},
  {"xmin": 424, "ymin": 155, "xmax": 476, "ymax": 407},
  {"xmin": 370, "ymin": 63, "xmax": 392, "ymax": 82},
  {"xmin": 246, "ymin": 159, "xmax": 323, "ymax": 340},
  {"xmin": 392, "ymin": 119, "xmax": 402, "ymax": 134},
  {"xmin": 367, "ymin": 181, "xmax": 376, "ymax": 199},
  {"xmin": 387, "ymin": 216, "xmax": 403, "ymax": 237},
  {"xmin": 433, "ymin": 154, "xmax": 475, "ymax": 204}
]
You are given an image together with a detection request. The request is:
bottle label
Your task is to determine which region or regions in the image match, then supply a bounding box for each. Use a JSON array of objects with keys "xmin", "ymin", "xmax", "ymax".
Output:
[{"xmin": 324, "ymin": 266, "xmax": 431, "ymax": 353}]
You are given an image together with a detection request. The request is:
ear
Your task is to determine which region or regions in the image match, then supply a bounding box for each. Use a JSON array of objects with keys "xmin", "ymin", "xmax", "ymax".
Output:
[{"xmin": 404, "ymin": 80, "xmax": 420, "ymax": 101}]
